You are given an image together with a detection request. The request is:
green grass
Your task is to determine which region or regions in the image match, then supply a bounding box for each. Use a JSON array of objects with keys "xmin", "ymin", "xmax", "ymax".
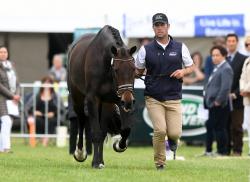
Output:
[{"xmin": 0, "ymin": 139, "xmax": 250, "ymax": 182}]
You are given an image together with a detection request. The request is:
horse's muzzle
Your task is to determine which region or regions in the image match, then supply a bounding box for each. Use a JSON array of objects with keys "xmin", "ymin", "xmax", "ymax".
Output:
[{"xmin": 120, "ymin": 99, "xmax": 135, "ymax": 112}]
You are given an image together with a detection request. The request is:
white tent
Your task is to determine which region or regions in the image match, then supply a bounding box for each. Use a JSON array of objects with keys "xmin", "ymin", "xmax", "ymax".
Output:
[{"xmin": 1, "ymin": 0, "xmax": 250, "ymax": 37}]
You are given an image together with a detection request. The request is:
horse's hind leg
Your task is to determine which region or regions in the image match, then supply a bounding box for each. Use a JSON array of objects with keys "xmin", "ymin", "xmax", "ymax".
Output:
[
  {"xmin": 85, "ymin": 120, "xmax": 92, "ymax": 155},
  {"xmin": 74, "ymin": 115, "xmax": 87, "ymax": 162}
]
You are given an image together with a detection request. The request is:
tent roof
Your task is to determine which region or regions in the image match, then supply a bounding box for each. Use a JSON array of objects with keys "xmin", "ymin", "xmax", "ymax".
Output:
[{"xmin": 1, "ymin": 0, "xmax": 249, "ymax": 37}]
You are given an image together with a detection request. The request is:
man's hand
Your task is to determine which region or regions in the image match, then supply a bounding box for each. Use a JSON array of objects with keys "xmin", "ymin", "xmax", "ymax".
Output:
[
  {"xmin": 170, "ymin": 64, "xmax": 195, "ymax": 79},
  {"xmin": 135, "ymin": 68, "xmax": 145, "ymax": 78},
  {"xmin": 170, "ymin": 69, "xmax": 185, "ymax": 79},
  {"xmin": 229, "ymin": 93, "xmax": 237, "ymax": 100}
]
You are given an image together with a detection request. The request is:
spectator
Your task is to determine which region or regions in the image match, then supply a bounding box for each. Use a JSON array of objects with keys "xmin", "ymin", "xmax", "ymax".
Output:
[
  {"xmin": 226, "ymin": 33, "xmax": 247, "ymax": 156},
  {"xmin": 139, "ymin": 37, "xmax": 151, "ymax": 46},
  {"xmin": 49, "ymin": 54, "xmax": 67, "ymax": 82},
  {"xmin": 243, "ymin": 35, "xmax": 250, "ymax": 57},
  {"xmin": 26, "ymin": 75, "xmax": 65, "ymax": 146},
  {"xmin": 240, "ymin": 57, "xmax": 250, "ymax": 156},
  {"xmin": 204, "ymin": 37, "xmax": 226, "ymax": 83},
  {"xmin": 0, "ymin": 46, "xmax": 21, "ymax": 153},
  {"xmin": 203, "ymin": 46, "xmax": 233, "ymax": 156},
  {"xmin": 183, "ymin": 51, "xmax": 205, "ymax": 85}
]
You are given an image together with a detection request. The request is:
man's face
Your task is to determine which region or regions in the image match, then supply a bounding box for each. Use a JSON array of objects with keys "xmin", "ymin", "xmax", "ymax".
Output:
[
  {"xmin": 226, "ymin": 36, "xmax": 238, "ymax": 53},
  {"xmin": 211, "ymin": 49, "xmax": 224, "ymax": 65},
  {"xmin": 153, "ymin": 22, "xmax": 169, "ymax": 39},
  {"xmin": 53, "ymin": 56, "xmax": 62, "ymax": 69},
  {"xmin": 0, "ymin": 47, "xmax": 8, "ymax": 61}
]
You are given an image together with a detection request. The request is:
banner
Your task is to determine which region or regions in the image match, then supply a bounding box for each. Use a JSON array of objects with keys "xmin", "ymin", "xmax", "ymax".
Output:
[
  {"xmin": 130, "ymin": 85, "xmax": 206, "ymax": 145},
  {"xmin": 195, "ymin": 14, "xmax": 245, "ymax": 37}
]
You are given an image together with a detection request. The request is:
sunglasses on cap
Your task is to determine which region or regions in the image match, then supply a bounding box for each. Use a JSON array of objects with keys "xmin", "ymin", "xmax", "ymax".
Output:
[{"xmin": 245, "ymin": 43, "xmax": 250, "ymax": 47}]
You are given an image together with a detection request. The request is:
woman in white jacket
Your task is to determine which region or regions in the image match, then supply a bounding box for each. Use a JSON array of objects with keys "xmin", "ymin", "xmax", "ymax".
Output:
[{"xmin": 240, "ymin": 57, "xmax": 250, "ymax": 155}]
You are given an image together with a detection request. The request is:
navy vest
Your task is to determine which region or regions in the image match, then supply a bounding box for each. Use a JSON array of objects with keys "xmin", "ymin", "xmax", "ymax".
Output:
[{"xmin": 144, "ymin": 38, "xmax": 183, "ymax": 101}]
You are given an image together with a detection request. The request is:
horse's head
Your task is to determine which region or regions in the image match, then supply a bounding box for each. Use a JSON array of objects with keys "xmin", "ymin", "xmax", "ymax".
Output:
[{"xmin": 111, "ymin": 45, "xmax": 137, "ymax": 112}]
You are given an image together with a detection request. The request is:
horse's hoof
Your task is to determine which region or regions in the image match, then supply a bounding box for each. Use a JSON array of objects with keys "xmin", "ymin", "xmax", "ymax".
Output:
[
  {"xmin": 113, "ymin": 140, "xmax": 127, "ymax": 153},
  {"xmin": 73, "ymin": 149, "xmax": 87, "ymax": 162},
  {"xmin": 92, "ymin": 163, "xmax": 105, "ymax": 169}
]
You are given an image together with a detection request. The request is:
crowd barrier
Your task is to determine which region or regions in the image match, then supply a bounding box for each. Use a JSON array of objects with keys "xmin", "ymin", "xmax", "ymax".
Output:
[
  {"xmin": 11, "ymin": 81, "xmax": 69, "ymax": 147},
  {"xmin": 10, "ymin": 81, "xmax": 248, "ymax": 146}
]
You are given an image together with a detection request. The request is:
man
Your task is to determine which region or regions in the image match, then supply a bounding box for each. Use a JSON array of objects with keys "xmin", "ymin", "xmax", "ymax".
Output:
[
  {"xmin": 204, "ymin": 37, "xmax": 226, "ymax": 83},
  {"xmin": 135, "ymin": 13, "xmax": 194, "ymax": 170},
  {"xmin": 204, "ymin": 46, "xmax": 233, "ymax": 156},
  {"xmin": 226, "ymin": 33, "xmax": 247, "ymax": 156},
  {"xmin": 49, "ymin": 54, "xmax": 67, "ymax": 82}
]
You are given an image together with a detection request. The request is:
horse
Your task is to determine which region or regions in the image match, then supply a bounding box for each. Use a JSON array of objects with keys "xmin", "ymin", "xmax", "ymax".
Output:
[{"xmin": 67, "ymin": 25, "xmax": 137, "ymax": 168}]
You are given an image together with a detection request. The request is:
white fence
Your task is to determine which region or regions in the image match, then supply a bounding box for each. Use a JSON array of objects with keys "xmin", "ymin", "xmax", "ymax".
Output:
[{"xmin": 11, "ymin": 81, "xmax": 69, "ymax": 139}]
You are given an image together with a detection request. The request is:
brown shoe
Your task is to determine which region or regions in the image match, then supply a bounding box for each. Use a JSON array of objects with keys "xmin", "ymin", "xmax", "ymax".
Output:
[{"xmin": 156, "ymin": 164, "xmax": 165, "ymax": 170}]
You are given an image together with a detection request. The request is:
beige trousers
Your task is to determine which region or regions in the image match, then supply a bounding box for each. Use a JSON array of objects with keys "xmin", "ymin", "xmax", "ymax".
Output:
[{"xmin": 145, "ymin": 96, "xmax": 182, "ymax": 166}]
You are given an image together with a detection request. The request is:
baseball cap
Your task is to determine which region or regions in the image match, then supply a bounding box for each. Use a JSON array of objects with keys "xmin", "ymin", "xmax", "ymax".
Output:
[{"xmin": 152, "ymin": 13, "xmax": 168, "ymax": 25}]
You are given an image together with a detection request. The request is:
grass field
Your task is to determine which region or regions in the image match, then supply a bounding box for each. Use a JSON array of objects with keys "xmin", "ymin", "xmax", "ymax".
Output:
[{"xmin": 0, "ymin": 139, "xmax": 250, "ymax": 182}]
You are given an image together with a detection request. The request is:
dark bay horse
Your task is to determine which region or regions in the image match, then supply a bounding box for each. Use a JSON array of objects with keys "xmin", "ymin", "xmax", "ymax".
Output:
[{"xmin": 67, "ymin": 25, "xmax": 137, "ymax": 168}]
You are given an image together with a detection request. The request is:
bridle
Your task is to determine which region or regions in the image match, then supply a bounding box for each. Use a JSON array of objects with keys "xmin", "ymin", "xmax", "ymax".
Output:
[
  {"xmin": 111, "ymin": 57, "xmax": 134, "ymax": 65},
  {"xmin": 111, "ymin": 57, "xmax": 135, "ymax": 97}
]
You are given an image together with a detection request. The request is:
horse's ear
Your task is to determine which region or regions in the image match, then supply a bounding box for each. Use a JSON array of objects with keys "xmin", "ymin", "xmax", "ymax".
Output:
[
  {"xmin": 111, "ymin": 46, "xmax": 117, "ymax": 56},
  {"xmin": 129, "ymin": 46, "xmax": 137, "ymax": 55}
]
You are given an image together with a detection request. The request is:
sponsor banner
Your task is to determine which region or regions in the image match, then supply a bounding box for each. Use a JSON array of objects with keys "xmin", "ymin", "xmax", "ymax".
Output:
[
  {"xmin": 142, "ymin": 94, "xmax": 206, "ymax": 137},
  {"xmin": 123, "ymin": 14, "xmax": 194, "ymax": 38},
  {"xmin": 195, "ymin": 14, "xmax": 245, "ymax": 37},
  {"xmin": 130, "ymin": 86, "xmax": 206, "ymax": 144}
]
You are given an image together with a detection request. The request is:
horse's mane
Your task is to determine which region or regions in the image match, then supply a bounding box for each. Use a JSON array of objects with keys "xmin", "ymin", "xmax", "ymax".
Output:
[
  {"xmin": 94, "ymin": 25, "xmax": 124, "ymax": 48},
  {"xmin": 106, "ymin": 25, "xmax": 123, "ymax": 46}
]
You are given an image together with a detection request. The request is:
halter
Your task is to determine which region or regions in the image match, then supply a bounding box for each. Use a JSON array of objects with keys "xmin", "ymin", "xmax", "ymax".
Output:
[
  {"xmin": 117, "ymin": 84, "xmax": 134, "ymax": 97},
  {"xmin": 110, "ymin": 57, "xmax": 135, "ymax": 97},
  {"xmin": 111, "ymin": 58, "xmax": 134, "ymax": 66}
]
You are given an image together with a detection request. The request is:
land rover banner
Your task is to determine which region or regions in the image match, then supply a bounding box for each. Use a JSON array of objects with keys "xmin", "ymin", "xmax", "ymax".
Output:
[{"xmin": 129, "ymin": 85, "xmax": 206, "ymax": 145}]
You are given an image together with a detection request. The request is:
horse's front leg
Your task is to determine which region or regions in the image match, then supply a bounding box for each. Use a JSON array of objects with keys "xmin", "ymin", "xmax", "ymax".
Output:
[
  {"xmin": 113, "ymin": 128, "xmax": 130, "ymax": 152},
  {"xmin": 92, "ymin": 134, "xmax": 106, "ymax": 169},
  {"xmin": 74, "ymin": 115, "xmax": 87, "ymax": 162},
  {"xmin": 113, "ymin": 108, "xmax": 132, "ymax": 153},
  {"xmin": 85, "ymin": 95, "xmax": 104, "ymax": 169}
]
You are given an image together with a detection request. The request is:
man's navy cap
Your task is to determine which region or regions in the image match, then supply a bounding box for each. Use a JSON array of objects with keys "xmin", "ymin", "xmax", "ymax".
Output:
[{"xmin": 152, "ymin": 13, "xmax": 168, "ymax": 25}]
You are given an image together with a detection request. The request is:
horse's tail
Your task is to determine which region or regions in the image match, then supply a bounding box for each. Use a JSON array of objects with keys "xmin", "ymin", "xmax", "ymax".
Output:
[
  {"xmin": 66, "ymin": 35, "xmax": 91, "ymax": 93},
  {"xmin": 66, "ymin": 44, "xmax": 74, "ymax": 94}
]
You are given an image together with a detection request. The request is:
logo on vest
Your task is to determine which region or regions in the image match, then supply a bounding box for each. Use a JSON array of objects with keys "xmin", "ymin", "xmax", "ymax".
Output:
[{"xmin": 169, "ymin": 52, "xmax": 177, "ymax": 56}]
